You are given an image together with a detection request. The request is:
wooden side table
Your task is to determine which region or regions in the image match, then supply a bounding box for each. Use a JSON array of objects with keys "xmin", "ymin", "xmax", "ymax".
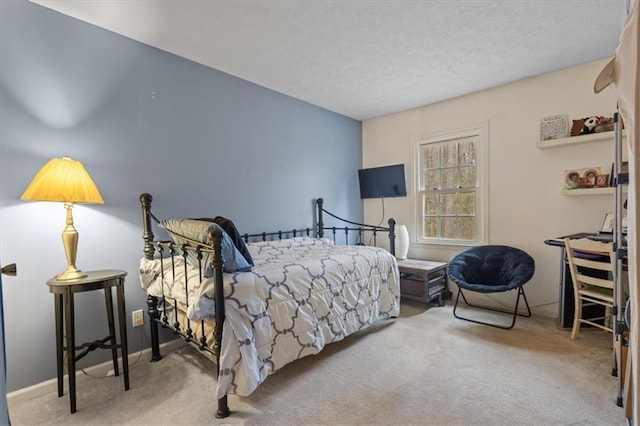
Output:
[
  {"xmin": 396, "ymin": 259, "xmax": 449, "ymax": 306},
  {"xmin": 47, "ymin": 270, "xmax": 129, "ymax": 413}
]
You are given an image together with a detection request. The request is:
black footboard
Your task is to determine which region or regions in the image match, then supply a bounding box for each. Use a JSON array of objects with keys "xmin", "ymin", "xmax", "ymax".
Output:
[
  {"xmin": 146, "ymin": 295, "xmax": 162, "ymax": 362},
  {"xmin": 140, "ymin": 193, "xmax": 230, "ymax": 417},
  {"xmin": 140, "ymin": 195, "xmax": 163, "ymax": 363}
]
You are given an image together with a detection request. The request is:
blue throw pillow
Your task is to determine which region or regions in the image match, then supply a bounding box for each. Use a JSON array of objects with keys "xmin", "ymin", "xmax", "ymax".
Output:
[{"xmin": 159, "ymin": 218, "xmax": 253, "ymax": 276}]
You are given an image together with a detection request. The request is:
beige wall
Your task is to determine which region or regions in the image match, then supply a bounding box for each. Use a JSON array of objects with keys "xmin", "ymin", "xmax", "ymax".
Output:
[{"xmin": 363, "ymin": 58, "xmax": 620, "ymax": 317}]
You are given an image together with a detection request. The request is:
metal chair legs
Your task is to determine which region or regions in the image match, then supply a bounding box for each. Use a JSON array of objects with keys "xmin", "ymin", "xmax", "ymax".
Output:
[{"xmin": 453, "ymin": 286, "xmax": 531, "ymax": 330}]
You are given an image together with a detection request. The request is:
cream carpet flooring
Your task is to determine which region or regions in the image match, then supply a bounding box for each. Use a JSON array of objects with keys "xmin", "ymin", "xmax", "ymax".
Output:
[{"xmin": 9, "ymin": 300, "xmax": 626, "ymax": 425}]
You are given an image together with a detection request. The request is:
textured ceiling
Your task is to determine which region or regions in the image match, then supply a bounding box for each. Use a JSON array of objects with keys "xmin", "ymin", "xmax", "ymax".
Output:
[{"xmin": 30, "ymin": 1, "xmax": 627, "ymax": 121}]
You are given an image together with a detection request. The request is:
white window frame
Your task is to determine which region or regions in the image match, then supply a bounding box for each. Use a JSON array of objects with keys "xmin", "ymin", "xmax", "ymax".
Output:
[{"xmin": 413, "ymin": 123, "xmax": 489, "ymax": 246}]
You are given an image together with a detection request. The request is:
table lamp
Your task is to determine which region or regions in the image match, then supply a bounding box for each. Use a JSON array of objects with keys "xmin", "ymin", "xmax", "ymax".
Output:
[{"xmin": 21, "ymin": 156, "xmax": 104, "ymax": 281}]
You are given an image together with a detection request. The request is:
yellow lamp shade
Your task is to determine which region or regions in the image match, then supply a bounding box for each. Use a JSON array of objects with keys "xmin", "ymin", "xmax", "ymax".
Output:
[
  {"xmin": 21, "ymin": 156, "xmax": 103, "ymax": 281},
  {"xmin": 21, "ymin": 156, "xmax": 104, "ymax": 204}
]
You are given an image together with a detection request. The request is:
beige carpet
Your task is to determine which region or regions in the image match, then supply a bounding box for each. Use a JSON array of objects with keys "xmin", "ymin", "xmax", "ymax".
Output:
[{"xmin": 9, "ymin": 300, "xmax": 626, "ymax": 425}]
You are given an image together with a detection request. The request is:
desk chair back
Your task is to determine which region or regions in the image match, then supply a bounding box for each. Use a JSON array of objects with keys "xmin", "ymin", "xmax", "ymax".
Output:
[{"xmin": 564, "ymin": 238, "xmax": 615, "ymax": 339}]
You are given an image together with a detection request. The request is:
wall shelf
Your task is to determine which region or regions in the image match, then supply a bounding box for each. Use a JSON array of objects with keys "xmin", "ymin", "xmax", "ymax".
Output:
[
  {"xmin": 537, "ymin": 131, "xmax": 617, "ymax": 149},
  {"xmin": 561, "ymin": 186, "xmax": 628, "ymax": 196}
]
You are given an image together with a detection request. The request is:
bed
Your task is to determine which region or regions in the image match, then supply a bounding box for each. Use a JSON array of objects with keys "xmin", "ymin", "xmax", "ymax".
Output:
[{"xmin": 138, "ymin": 194, "xmax": 400, "ymax": 417}]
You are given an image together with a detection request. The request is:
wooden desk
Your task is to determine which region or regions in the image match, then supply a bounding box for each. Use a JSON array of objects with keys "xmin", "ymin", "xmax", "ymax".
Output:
[
  {"xmin": 396, "ymin": 259, "xmax": 449, "ymax": 306},
  {"xmin": 47, "ymin": 270, "xmax": 129, "ymax": 413}
]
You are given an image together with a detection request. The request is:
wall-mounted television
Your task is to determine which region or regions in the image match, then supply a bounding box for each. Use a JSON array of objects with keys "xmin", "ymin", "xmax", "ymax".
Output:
[{"xmin": 358, "ymin": 163, "xmax": 407, "ymax": 199}]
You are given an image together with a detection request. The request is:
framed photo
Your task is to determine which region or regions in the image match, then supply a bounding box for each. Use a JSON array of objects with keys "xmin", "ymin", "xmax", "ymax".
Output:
[
  {"xmin": 564, "ymin": 170, "xmax": 582, "ymax": 189},
  {"xmin": 596, "ymin": 174, "xmax": 609, "ymax": 187},
  {"xmin": 580, "ymin": 167, "xmax": 601, "ymax": 188},
  {"xmin": 601, "ymin": 212, "xmax": 615, "ymax": 233},
  {"xmin": 540, "ymin": 114, "xmax": 569, "ymax": 141}
]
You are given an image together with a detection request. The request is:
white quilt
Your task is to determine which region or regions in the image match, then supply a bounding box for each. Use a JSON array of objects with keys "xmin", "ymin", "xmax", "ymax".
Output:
[{"xmin": 140, "ymin": 237, "xmax": 400, "ymax": 398}]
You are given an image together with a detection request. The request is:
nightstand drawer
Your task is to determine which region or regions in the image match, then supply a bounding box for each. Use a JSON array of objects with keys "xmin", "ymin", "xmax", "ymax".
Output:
[
  {"xmin": 400, "ymin": 275, "xmax": 424, "ymax": 298},
  {"xmin": 400, "ymin": 270, "xmax": 446, "ymax": 299}
]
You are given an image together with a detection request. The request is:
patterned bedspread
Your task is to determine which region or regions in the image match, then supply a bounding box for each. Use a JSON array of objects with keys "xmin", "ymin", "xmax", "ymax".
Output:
[{"xmin": 140, "ymin": 237, "xmax": 400, "ymax": 398}]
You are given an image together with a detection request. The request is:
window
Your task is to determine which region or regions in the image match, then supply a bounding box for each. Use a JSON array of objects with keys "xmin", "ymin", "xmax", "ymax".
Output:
[{"xmin": 415, "ymin": 126, "xmax": 487, "ymax": 245}]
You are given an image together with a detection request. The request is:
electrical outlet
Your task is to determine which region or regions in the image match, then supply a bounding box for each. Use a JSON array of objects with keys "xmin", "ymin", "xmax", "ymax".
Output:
[{"xmin": 132, "ymin": 309, "xmax": 144, "ymax": 327}]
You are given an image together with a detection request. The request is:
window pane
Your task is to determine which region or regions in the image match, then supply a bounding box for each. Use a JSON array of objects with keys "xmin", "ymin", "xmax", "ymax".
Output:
[
  {"xmin": 457, "ymin": 192, "xmax": 476, "ymax": 215},
  {"xmin": 441, "ymin": 217, "xmax": 457, "ymax": 239},
  {"xmin": 438, "ymin": 194, "xmax": 457, "ymax": 215},
  {"xmin": 440, "ymin": 193, "xmax": 457, "ymax": 215},
  {"xmin": 424, "ymin": 169, "xmax": 440, "ymax": 190},
  {"xmin": 441, "ymin": 167, "xmax": 457, "ymax": 189},
  {"xmin": 458, "ymin": 139, "xmax": 476, "ymax": 165},
  {"xmin": 459, "ymin": 166, "xmax": 476, "ymax": 188},
  {"xmin": 442, "ymin": 143, "xmax": 457, "ymax": 167},
  {"xmin": 459, "ymin": 217, "xmax": 476, "ymax": 240},
  {"xmin": 423, "ymin": 217, "xmax": 439, "ymax": 238},
  {"xmin": 424, "ymin": 194, "xmax": 438, "ymax": 215},
  {"xmin": 422, "ymin": 145, "xmax": 440, "ymax": 169}
]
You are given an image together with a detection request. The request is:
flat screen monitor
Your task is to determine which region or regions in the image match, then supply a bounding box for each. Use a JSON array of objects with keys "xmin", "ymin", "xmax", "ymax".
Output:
[{"xmin": 358, "ymin": 164, "xmax": 407, "ymax": 199}]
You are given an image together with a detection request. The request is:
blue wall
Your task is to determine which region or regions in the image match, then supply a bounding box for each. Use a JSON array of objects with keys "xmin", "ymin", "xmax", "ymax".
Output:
[{"xmin": 0, "ymin": 1, "xmax": 362, "ymax": 392}]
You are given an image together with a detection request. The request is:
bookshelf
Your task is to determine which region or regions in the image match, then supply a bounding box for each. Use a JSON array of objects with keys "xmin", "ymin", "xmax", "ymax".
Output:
[
  {"xmin": 536, "ymin": 131, "xmax": 616, "ymax": 150},
  {"xmin": 537, "ymin": 130, "xmax": 627, "ymax": 196},
  {"xmin": 561, "ymin": 186, "xmax": 628, "ymax": 196}
]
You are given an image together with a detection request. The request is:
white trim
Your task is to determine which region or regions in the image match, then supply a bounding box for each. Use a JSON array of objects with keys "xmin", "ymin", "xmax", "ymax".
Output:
[
  {"xmin": 7, "ymin": 338, "xmax": 186, "ymax": 406},
  {"xmin": 412, "ymin": 122, "xmax": 489, "ymax": 246}
]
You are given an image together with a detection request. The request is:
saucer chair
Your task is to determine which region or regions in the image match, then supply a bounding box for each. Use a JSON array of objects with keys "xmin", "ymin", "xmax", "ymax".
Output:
[{"xmin": 447, "ymin": 245, "xmax": 535, "ymax": 329}]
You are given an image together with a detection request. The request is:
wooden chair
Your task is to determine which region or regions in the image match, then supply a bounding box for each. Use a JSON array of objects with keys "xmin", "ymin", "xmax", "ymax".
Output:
[{"xmin": 564, "ymin": 238, "xmax": 615, "ymax": 339}]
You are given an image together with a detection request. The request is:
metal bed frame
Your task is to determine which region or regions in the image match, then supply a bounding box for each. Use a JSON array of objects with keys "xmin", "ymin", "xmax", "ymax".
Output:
[{"xmin": 139, "ymin": 193, "xmax": 396, "ymax": 418}]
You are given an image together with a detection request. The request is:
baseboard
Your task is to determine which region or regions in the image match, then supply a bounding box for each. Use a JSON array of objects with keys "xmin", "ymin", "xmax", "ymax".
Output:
[{"xmin": 7, "ymin": 338, "xmax": 186, "ymax": 406}]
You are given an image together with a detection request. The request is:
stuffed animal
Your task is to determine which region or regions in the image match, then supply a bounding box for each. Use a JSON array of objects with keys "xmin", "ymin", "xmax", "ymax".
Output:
[
  {"xmin": 571, "ymin": 119, "xmax": 584, "ymax": 136},
  {"xmin": 580, "ymin": 116, "xmax": 600, "ymax": 135}
]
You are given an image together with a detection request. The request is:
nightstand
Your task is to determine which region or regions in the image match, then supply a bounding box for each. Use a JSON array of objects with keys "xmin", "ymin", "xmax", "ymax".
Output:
[
  {"xmin": 47, "ymin": 270, "xmax": 129, "ymax": 413},
  {"xmin": 396, "ymin": 259, "xmax": 449, "ymax": 306}
]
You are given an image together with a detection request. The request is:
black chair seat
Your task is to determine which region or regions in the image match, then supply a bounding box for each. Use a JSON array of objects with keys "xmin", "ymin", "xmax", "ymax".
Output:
[{"xmin": 447, "ymin": 245, "xmax": 535, "ymax": 329}]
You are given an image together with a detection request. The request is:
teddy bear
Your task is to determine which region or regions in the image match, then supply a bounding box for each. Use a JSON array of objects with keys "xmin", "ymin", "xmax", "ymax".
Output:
[{"xmin": 580, "ymin": 116, "xmax": 600, "ymax": 135}]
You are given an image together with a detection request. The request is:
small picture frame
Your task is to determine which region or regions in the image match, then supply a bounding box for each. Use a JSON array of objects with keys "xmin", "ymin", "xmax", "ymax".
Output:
[
  {"xmin": 564, "ymin": 170, "xmax": 582, "ymax": 189},
  {"xmin": 540, "ymin": 114, "xmax": 569, "ymax": 141},
  {"xmin": 580, "ymin": 167, "xmax": 601, "ymax": 188},
  {"xmin": 601, "ymin": 212, "xmax": 615, "ymax": 233},
  {"xmin": 596, "ymin": 174, "xmax": 609, "ymax": 187}
]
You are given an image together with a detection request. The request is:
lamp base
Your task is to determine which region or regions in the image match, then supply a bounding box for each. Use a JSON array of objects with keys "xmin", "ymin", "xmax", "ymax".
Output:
[
  {"xmin": 56, "ymin": 267, "xmax": 87, "ymax": 281},
  {"xmin": 56, "ymin": 202, "xmax": 87, "ymax": 281},
  {"xmin": 395, "ymin": 224, "xmax": 410, "ymax": 260}
]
